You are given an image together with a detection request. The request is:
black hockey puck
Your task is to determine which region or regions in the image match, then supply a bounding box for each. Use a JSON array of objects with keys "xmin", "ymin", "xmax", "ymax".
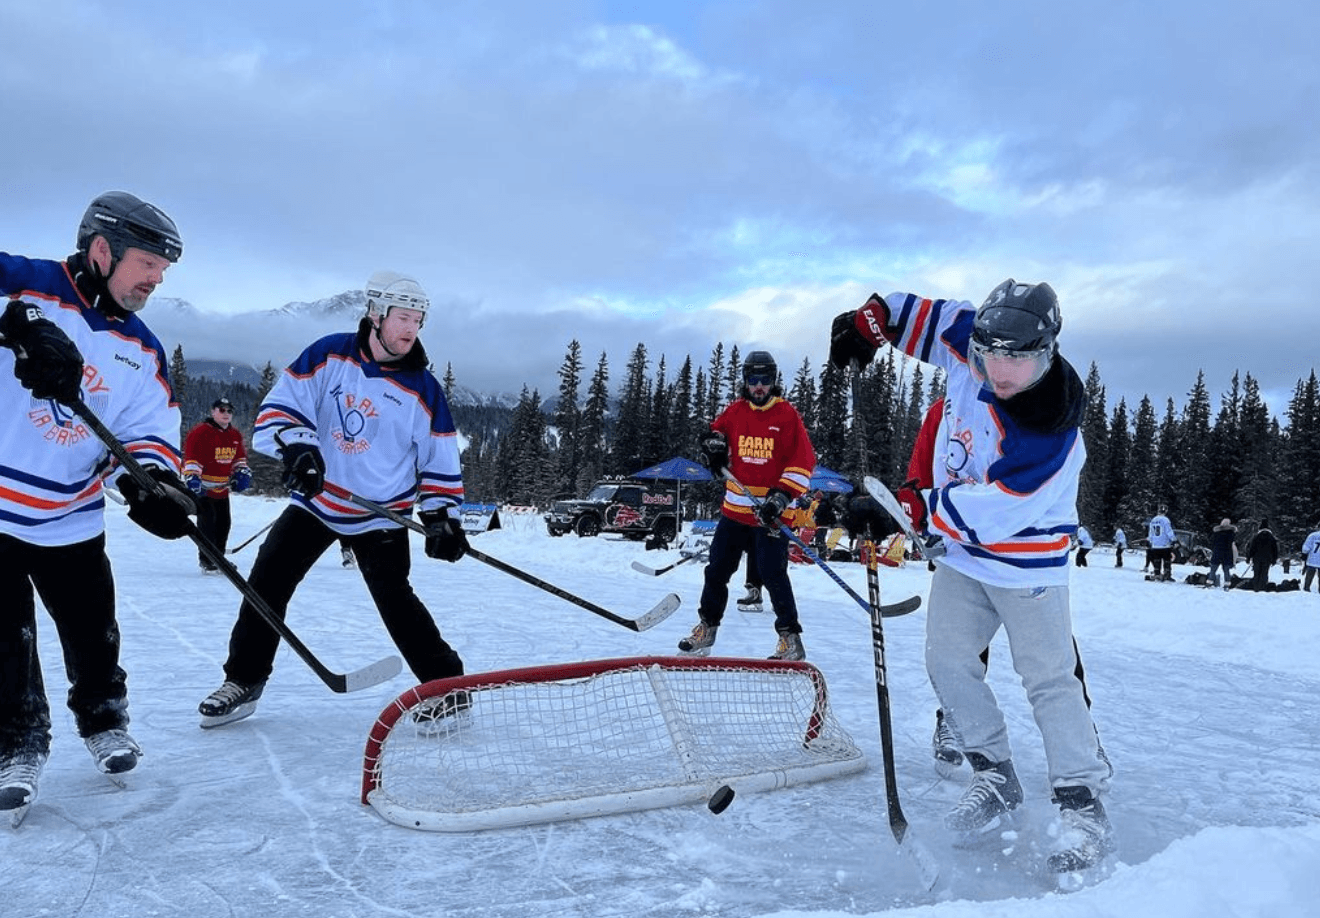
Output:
[{"xmin": 707, "ymin": 784, "xmax": 735, "ymax": 814}]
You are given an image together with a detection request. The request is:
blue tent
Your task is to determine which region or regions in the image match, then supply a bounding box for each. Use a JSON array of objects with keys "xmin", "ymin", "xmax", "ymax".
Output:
[
  {"xmin": 809, "ymin": 466, "xmax": 854, "ymax": 494},
  {"xmin": 632, "ymin": 458, "xmax": 713, "ymax": 528},
  {"xmin": 632, "ymin": 457, "xmax": 713, "ymax": 482}
]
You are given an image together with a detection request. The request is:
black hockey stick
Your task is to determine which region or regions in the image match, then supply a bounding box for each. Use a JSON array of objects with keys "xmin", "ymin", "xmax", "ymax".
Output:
[
  {"xmin": 347, "ymin": 493, "xmax": 681, "ymax": 632},
  {"xmin": 851, "ymin": 366, "xmax": 939, "ymax": 889},
  {"xmin": 630, "ymin": 551, "xmax": 706, "ymax": 577},
  {"xmin": 68, "ymin": 399, "xmax": 402, "ymax": 694},
  {"xmin": 227, "ymin": 518, "xmax": 276, "ymax": 555},
  {"xmin": 721, "ymin": 470, "xmax": 921, "ymax": 619}
]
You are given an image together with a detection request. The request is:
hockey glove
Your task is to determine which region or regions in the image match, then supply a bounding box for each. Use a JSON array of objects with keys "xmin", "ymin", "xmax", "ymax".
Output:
[
  {"xmin": 280, "ymin": 443, "xmax": 326, "ymax": 498},
  {"xmin": 829, "ymin": 311, "xmax": 877, "ymax": 371},
  {"xmin": 843, "ymin": 494, "xmax": 889, "ymax": 541},
  {"xmin": 118, "ymin": 467, "xmax": 197, "ymax": 540},
  {"xmin": 757, "ymin": 489, "xmax": 791, "ymax": 529},
  {"xmin": 420, "ymin": 510, "xmax": 469, "ymax": 563},
  {"xmin": 184, "ymin": 473, "xmax": 203, "ymax": 496},
  {"xmin": 698, "ymin": 431, "xmax": 729, "ymax": 476},
  {"xmin": 1, "ymin": 299, "xmax": 85, "ymax": 404},
  {"xmin": 896, "ymin": 479, "xmax": 929, "ymax": 533},
  {"xmin": 230, "ymin": 466, "xmax": 252, "ymax": 493}
]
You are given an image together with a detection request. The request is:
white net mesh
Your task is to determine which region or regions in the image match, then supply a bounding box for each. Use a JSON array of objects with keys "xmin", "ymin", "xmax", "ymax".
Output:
[{"xmin": 363, "ymin": 656, "xmax": 865, "ymax": 831}]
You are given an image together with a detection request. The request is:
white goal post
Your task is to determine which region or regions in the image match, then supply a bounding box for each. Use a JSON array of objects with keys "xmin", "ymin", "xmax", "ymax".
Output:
[{"xmin": 361, "ymin": 655, "xmax": 866, "ymax": 832}]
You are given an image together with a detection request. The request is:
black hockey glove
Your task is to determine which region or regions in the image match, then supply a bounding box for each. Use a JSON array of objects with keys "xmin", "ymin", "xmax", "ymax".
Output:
[
  {"xmin": 280, "ymin": 443, "xmax": 326, "ymax": 498},
  {"xmin": 118, "ymin": 467, "xmax": 197, "ymax": 540},
  {"xmin": 757, "ymin": 489, "xmax": 791, "ymax": 529},
  {"xmin": 843, "ymin": 494, "xmax": 889, "ymax": 541},
  {"xmin": 419, "ymin": 510, "xmax": 469, "ymax": 562},
  {"xmin": 829, "ymin": 311, "xmax": 877, "ymax": 371},
  {"xmin": 1, "ymin": 299, "xmax": 85, "ymax": 404},
  {"xmin": 699, "ymin": 431, "xmax": 729, "ymax": 476}
]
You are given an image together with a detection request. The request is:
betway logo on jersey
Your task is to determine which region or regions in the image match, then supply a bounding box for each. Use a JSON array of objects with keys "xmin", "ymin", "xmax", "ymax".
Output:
[{"xmin": 738, "ymin": 434, "xmax": 776, "ymax": 460}]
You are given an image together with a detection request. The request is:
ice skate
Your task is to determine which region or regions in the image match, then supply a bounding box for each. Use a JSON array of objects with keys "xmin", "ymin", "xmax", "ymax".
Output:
[
  {"xmin": 0, "ymin": 751, "xmax": 46, "ymax": 828},
  {"xmin": 736, "ymin": 585, "xmax": 763, "ymax": 613},
  {"xmin": 932, "ymin": 710, "xmax": 964, "ymax": 778},
  {"xmin": 341, "ymin": 545, "xmax": 357, "ymax": 568},
  {"xmin": 85, "ymin": 729, "xmax": 142, "ymax": 785},
  {"xmin": 677, "ymin": 620, "xmax": 718, "ymax": 656},
  {"xmin": 945, "ymin": 753, "xmax": 1023, "ymax": 837},
  {"xmin": 1046, "ymin": 785, "xmax": 1117, "ymax": 884},
  {"xmin": 198, "ymin": 680, "xmax": 266, "ymax": 729},
  {"xmin": 767, "ymin": 631, "xmax": 805, "ymax": 661}
]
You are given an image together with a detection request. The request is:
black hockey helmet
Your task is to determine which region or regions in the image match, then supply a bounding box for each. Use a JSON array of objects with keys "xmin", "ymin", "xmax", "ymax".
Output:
[
  {"xmin": 77, "ymin": 191, "xmax": 183, "ymax": 263},
  {"xmin": 972, "ymin": 279, "xmax": 1061, "ymax": 355},
  {"xmin": 742, "ymin": 350, "xmax": 778, "ymax": 384}
]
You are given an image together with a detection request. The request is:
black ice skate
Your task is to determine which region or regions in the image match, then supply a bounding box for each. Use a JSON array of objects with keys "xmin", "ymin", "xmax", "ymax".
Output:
[
  {"xmin": 677, "ymin": 620, "xmax": 718, "ymax": 656},
  {"xmin": 199, "ymin": 680, "xmax": 267, "ymax": 729},
  {"xmin": 945, "ymin": 753, "xmax": 1023, "ymax": 836},
  {"xmin": 1046, "ymin": 785, "xmax": 1116, "ymax": 876}
]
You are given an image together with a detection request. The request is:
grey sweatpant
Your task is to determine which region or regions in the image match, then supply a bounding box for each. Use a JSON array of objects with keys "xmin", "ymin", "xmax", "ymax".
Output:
[{"xmin": 925, "ymin": 564, "xmax": 1110, "ymax": 794}]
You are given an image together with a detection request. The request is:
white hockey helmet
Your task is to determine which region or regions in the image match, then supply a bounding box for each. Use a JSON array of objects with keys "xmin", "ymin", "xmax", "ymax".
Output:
[{"xmin": 365, "ymin": 271, "xmax": 429, "ymax": 326}]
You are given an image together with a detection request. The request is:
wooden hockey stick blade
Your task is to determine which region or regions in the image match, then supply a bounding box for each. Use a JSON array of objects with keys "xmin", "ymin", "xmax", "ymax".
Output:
[
  {"xmin": 347, "ymin": 493, "xmax": 681, "ymax": 632},
  {"xmin": 68, "ymin": 399, "xmax": 402, "ymax": 694}
]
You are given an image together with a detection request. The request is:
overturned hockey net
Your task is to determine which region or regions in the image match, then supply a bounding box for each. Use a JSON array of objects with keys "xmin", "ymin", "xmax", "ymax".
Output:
[{"xmin": 362, "ymin": 655, "xmax": 865, "ymax": 831}]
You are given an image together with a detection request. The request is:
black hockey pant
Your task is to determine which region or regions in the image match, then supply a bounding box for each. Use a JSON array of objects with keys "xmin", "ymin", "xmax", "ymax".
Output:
[
  {"xmin": 0, "ymin": 533, "xmax": 127, "ymax": 757},
  {"xmin": 220, "ymin": 507, "xmax": 463, "ymax": 686}
]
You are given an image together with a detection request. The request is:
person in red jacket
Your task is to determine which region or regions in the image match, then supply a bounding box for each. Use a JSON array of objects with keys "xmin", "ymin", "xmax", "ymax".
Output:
[
  {"xmin": 680, "ymin": 351, "xmax": 815, "ymax": 660},
  {"xmin": 183, "ymin": 397, "xmax": 252, "ymax": 572}
]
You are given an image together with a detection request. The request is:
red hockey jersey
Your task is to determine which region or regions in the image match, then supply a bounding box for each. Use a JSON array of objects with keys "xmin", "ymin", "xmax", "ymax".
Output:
[
  {"xmin": 710, "ymin": 396, "xmax": 815, "ymax": 526},
  {"xmin": 183, "ymin": 419, "xmax": 249, "ymax": 499}
]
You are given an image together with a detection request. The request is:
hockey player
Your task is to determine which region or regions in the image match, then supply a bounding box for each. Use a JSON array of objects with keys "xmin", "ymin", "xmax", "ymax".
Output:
[
  {"xmin": 197, "ymin": 271, "xmax": 469, "ymax": 728},
  {"xmin": 679, "ymin": 351, "xmax": 815, "ymax": 660},
  {"xmin": 830, "ymin": 280, "xmax": 1114, "ymax": 874},
  {"xmin": 0, "ymin": 192, "xmax": 195, "ymax": 821},
  {"xmin": 183, "ymin": 396, "xmax": 252, "ymax": 572},
  {"xmin": 1146, "ymin": 506, "xmax": 1176, "ymax": 581}
]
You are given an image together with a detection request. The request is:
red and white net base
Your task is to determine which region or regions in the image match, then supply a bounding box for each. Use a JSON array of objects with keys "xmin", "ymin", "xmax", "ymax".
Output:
[{"xmin": 362, "ymin": 655, "xmax": 866, "ymax": 831}]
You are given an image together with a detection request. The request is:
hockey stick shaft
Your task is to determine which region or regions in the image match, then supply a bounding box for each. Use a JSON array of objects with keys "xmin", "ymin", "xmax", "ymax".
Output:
[
  {"xmin": 69, "ymin": 399, "xmax": 401, "ymax": 694},
  {"xmin": 228, "ymin": 518, "xmax": 276, "ymax": 555},
  {"xmin": 630, "ymin": 552, "xmax": 703, "ymax": 577},
  {"xmin": 347, "ymin": 493, "xmax": 680, "ymax": 632}
]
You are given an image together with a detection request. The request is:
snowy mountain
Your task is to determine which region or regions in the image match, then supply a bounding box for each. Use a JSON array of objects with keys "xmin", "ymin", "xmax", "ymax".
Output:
[{"xmin": 148, "ymin": 293, "xmax": 528, "ymax": 408}]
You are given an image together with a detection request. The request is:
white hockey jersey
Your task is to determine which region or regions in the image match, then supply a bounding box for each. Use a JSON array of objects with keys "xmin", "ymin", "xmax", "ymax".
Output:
[
  {"xmin": 878, "ymin": 292, "xmax": 1086, "ymax": 588},
  {"xmin": 0, "ymin": 253, "xmax": 182, "ymax": 547},
  {"xmin": 254, "ymin": 326, "xmax": 463, "ymax": 535}
]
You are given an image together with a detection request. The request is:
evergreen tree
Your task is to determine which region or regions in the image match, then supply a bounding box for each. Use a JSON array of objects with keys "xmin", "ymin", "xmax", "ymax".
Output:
[
  {"xmin": 169, "ymin": 344, "xmax": 189, "ymax": 413},
  {"xmin": 1207, "ymin": 373, "xmax": 1244, "ymax": 527},
  {"xmin": 1119, "ymin": 396, "xmax": 1159, "ymax": 527},
  {"xmin": 1236, "ymin": 374, "xmax": 1276, "ymax": 526},
  {"xmin": 1178, "ymin": 372, "xmax": 1214, "ymax": 531},
  {"xmin": 442, "ymin": 362, "xmax": 457, "ymax": 399},
  {"xmin": 691, "ymin": 368, "xmax": 708, "ymax": 449},
  {"xmin": 724, "ymin": 344, "xmax": 742, "ymax": 409},
  {"xmin": 612, "ymin": 343, "xmax": 651, "ymax": 474},
  {"xmin": 706, "ymin": 343, "xmax": 725, "ymax": 418},
  {"xmin": 790, "ymin": 357, "xmax": 818, "ymax": 435},
  {"xmin": 257, "ymin": 361, "xmax": 278, "ymax": 402},
  {"xmin": 668, "ymin": 356, "xmax": 694, "ymax": 457},
  {"xmin": 577, "ymin": 352, "xmax": 611, "ymax": 493},
  {"xmin": 814, "ymin": 362, "xmax": 850, "ymax": 473},
  {"xmin": 1078, "ymin": 363, "xmax": 1109, "ymax": 530},
  {"xmin": 1102, "ymin": 399, "xmax": 1131, "ymax": 537},
  {"xmin": 496, "ymin": 387, "xmax": 549, "ymax": 505},
  {"xmin": 1279, "ymin": 371, "xmax": 1320, "ymax": 541},
  {"xmin": 551, "ymin": 340, "xmax": 584, "ymax": 497}
]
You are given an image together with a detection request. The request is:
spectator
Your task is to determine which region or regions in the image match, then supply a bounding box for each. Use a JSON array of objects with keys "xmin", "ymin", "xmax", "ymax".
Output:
[
  {"xmin": 1075, "ymin": 525, "xmax": 1093, "ymax": 567},
  {"xmin": 1113, "ymin": 527, "xmax": 1127, "ymax": 568},
  {"xmin": 183, "ymin": 397, "xmax": 251, "ymax": 572},
  {"xmin": 1302, "ymin": 524, "xmax": 1320, "ymax": 593},
  {"xmin": 1246, "ymin": 518, "xmax": 1279, "ymax": 591},
  {"xmin": 1208, "ymin": 519, "xmax": 1237, "ymax": 589}
]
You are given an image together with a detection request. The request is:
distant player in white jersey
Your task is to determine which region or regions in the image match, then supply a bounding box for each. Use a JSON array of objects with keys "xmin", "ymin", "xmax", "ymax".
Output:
[
  {"xmin": 0, "ymin": 192, "xmax": 196, "ymax": 821},
  {"xmin": 830, "ymin": 279, "xmax": 1115, "ymax": 874},
  {"xmin": 198, "ymin": 272, "xmax": 469, "ymax": 729}
]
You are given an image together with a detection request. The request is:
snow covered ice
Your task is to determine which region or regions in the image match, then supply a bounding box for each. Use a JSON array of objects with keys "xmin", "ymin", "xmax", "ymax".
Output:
[{"xmin": 3, "ymin": 497, "xmax": 1320, "ymax": 917}]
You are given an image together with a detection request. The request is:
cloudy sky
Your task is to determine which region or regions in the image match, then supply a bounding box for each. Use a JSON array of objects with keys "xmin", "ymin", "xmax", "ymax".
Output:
[{"xmin": 4, "ymin": 1, "xmax": 1316, "ymax": 416}]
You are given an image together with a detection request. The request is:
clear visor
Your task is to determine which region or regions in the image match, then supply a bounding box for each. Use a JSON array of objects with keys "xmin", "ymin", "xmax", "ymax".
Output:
[{"xmin": 970, "ymin": 341, "xmax": 1052, "ymax": 397}]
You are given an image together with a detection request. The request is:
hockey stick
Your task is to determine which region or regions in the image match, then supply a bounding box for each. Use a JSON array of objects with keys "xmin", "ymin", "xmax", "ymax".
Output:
[
  {"xmin": 347, "ymin": 493, "xmax": 681, "ymax": 632},
  {"xmin": 863, "ymin": 534, "xmax": 940, "ymax": 889},
  {"xmin": 228, "ymin": 518, "xmax": 276, "ymax": 555},
  {"xmin": 862, "ymin": 476, "xmax": 946, "ymax": 560},
  {"xmin": 68, "ymin": 399, "xmax": 402, "ymax": 694},
  {"xmin": 721, "ymin": 470, "xmax": 921, "ymax": 619},
  {"xmin": 630, "ymin": 551, "xmax": 706, "ymax": 577},
  {"xmin": 849, "ymin": 366, "xmax": 939, "ymax": 889}
]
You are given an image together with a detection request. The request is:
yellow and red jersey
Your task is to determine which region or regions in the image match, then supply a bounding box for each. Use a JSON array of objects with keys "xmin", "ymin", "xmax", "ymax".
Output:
[{"xmin": 710, "ymin": 396, "xmax": 815, "ymax": 526}]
